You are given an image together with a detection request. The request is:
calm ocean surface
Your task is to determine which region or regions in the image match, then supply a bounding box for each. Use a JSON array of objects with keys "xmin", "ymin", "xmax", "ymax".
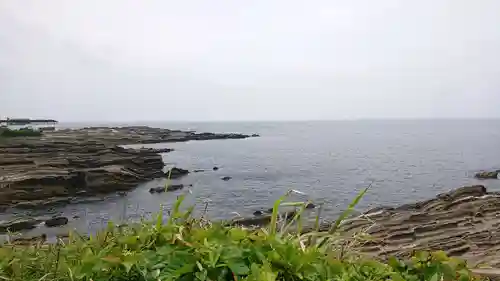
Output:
[{"xmin": 4, "ymin": 120, "xmax": 500, "ymax": 236}]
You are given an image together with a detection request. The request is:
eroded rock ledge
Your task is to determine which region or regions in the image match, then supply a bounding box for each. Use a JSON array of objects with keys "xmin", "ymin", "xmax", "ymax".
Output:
[
  {"xmin": 332, "ymin": 185, "xmax": 500, "ymax": 267},
  {"xmin": 0, "ymin": 126, "xmax": 256, "ymax": 208}
]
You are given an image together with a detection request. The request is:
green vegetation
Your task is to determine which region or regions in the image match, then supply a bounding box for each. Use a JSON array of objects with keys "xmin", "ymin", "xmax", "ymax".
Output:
[
  {"xmin": 0, "ymin": 192, "xmax": 481, "ymax": 280},
  {"xmin": 0, "ymin": 128, "xmax": 42, "ymax": 137}
]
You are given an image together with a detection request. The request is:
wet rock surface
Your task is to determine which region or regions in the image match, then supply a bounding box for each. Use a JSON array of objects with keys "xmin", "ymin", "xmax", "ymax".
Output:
[
  {"xmin": 475, "ymin": 170, "xmax": 500, "ymax": 179},
  {"xmin": 0, "ymin": 218, "xmax": 42, "ymax": 233},
  {"xmin": 166, "ymin": 167, "xmax": 190, "ymax": 179},
  {"xmin": 44, "ymin": 217, "xmax": 69, "ymax": 227},
  {"xmin": 149, "ymin": 184, "xmax": 187, "ymax": 193},
  {"xmin": 327, "ymin": 185, "xmax": 500, "ymax": 267}
]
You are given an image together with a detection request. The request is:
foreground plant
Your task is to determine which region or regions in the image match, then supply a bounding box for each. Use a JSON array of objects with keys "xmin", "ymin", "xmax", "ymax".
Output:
[{"xmin": 0, "ymin": 192, "xmax": 482, "ymax": 280}]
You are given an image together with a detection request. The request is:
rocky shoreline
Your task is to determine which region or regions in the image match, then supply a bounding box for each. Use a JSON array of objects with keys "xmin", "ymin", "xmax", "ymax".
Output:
[
  {"xmin": 333, "ymin": 184, "xmax": 500, "ymax": 267},
  {"xmin": 4, "ymin": 184, "xmax": 500, "ymax": 268},
  {"xmin": 2, "ymin": 125, "xmax": 500, "ymax": 271},
  {"xmin": 0, "ymin": 126, "xmax": 256, "ymax": 209}
]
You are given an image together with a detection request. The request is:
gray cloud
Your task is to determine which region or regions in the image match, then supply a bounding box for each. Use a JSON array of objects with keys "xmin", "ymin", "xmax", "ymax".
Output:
[{"xmin": 1, "ymin": 0, "xmax": 499, "ymax": 121}]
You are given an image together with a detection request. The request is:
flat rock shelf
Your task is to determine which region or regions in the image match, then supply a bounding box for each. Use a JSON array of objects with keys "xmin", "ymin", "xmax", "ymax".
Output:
[
  {"xmin": 0, "ymin": 126, "xmax": 256, "ymax": 209},
  {"xmin": 329, "ymin": 185, "xmax": 500, "ymax": 267}
]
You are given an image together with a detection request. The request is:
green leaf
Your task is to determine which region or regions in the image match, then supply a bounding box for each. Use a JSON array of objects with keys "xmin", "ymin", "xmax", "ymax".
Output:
[
  {"xmin": 229, "ymin": 228, "xmax": 248, "ymax": 241},
  {"xmin": 429, "ymin": 273, "xmax": 439, "ymax": 281},
  {"xmin": 458, "ymin": 269, "xmax": 471, "ymax": 281},
  {"xmin": 390, "ymin": 272, "xmax": 406, "ymax": 281},
  {"xmin": 121, "ymin": 260, "xmax": 135, "ymax": 273},
  {"xmin": 416, "ymin": 251, "xmax": 430, "ymax": 262},
  {"xmin": 327, "ymin": 259, "xmax": 344, "ymax": 275},
  {"xmin": 228, "ymin": 261, "xmax": 250, "ymax": 275},
  {"xmin": 431, "ymin": 250, "xmax": 448, "ymax": 262},
  {"xmin": 151, "ymin": 268, "xmax": 161, "ymax": 278},
  {"xmin": 321, "ymin": 184, "xmax": 371, "ymax": 248},
  {"xmin": 119, "ymin": 235, "xmax": 139, "ymax": 246},
  {"xmin": 156, "ymin": 205, "xmax": 164, "ymax": 229},
  {"xmin": 195, "ymin": 270, "xmax": 208, "ymax": 281},
  {"xmin": 101, "ymin": 255, "xmax": 121, "ymax": 264}
]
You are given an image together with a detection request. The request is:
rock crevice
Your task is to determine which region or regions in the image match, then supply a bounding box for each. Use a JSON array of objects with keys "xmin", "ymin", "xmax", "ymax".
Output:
[
  {"xmin": 331, "ymin": 185, "xmax": 500, "ymax": 267},
  {"xmin": 0, "ymin": 126, "xmax": 256, "ymax": 208}
]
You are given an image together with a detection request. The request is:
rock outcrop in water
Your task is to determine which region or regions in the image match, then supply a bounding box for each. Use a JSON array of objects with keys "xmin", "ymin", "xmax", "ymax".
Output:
[
  {"xmin": 0, "ymin": 141, "xmax": 165, "ymax": 208},
  {"xmin": 45, "ymin": 217, "xmax": 69, "ymax": 227},
  {"xmin": 53, "ymin": 126, "xmax": 256, "ymax": 145},
  {"xmin": 166, "ymin": 167, "xmax": 190, "ymax": 179},
  {"xmin": 0, "ymin": 218, "xmax": 42, "ymax": 233},
  {"xmin": 475, "ymin": 170, "xmax": 500, "ymax": 179},
  {"xmin": 330, "ymin": 185, "xmax": 500, "ymax": 267},
  {"xmin": 0, "ymin": 126, "xmax": 256, "ymax": 208},
  {"xmin": 149, "ymin": 184, "xmax": 187, "ymax": 193}
]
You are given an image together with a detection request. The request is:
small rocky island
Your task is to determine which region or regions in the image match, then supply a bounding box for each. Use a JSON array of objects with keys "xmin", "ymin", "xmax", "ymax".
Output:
[{"xmin": 0, "ymin": 126, "xmax": 257, "ymax": 209}]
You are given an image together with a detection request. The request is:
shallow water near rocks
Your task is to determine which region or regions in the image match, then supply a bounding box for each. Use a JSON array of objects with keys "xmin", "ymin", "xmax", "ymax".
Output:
[{"xmin": 1, "ymin": 120, "xmax": 500, "ymax": 238}]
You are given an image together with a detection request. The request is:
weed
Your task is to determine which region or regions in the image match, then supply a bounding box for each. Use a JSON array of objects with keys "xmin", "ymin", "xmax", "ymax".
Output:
[
  {"xmin": 0, "ymin": 128, "xmax": 42, "ymax": 137},
  {"xmin": 0, "ymin": 189, "xmax": 483, "ymax": 280}
]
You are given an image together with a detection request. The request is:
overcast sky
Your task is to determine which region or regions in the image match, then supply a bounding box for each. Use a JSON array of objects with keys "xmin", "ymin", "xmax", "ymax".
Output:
[{"xmin": 1, "ymin": 0, "xmax": 499, "ymax": 121}]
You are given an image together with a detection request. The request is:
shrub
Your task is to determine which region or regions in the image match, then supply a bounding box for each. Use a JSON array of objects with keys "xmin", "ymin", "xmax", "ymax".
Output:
[
  {"xmin": 0, "ymin": 193, "xmax": 482, "ymax": 280},
  {"xmin": 0, "ymin": 128, "xmax": 42, "ymax": 137}
]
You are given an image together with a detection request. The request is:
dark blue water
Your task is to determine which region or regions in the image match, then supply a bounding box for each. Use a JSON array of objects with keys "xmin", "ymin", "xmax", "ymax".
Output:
[{"xmin": 4, "ymin": 120, "xmax": 500, "ymax": 237}]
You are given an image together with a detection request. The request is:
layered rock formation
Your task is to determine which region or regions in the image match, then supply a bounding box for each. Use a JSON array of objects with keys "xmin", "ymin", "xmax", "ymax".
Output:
[
  {"xmin": 0, "ymin": 126, "xmax": 256, "ymax": 208},
  {"xmin": 52, "ymin": 126, "xmax": 256, "ymax": 145},
  {"xmin": 0, "ymin": 140, "xmax": 165, "ymax": 208},
  {"xmin": 332, "ymin": 185, "xmax": 500, "ymax": 267}
]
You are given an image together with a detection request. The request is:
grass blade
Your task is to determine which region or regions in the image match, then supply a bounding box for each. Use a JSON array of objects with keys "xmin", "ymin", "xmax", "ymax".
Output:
[{"xmin": 318, "ymin": 184, "xmax": 371, "ymax": 248}]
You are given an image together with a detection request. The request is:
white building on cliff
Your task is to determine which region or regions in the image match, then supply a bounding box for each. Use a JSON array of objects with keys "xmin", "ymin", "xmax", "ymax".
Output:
[{"xmin": 0, "ymin": 118, "xmax": 58, "ymax": 131}]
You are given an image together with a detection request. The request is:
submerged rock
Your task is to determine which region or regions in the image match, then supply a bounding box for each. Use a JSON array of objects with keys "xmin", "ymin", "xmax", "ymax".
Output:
[
  {"xmin": 149, "ymin": 187, "xmax": 164, "ymax": 193},
  {"xmin": 138, "ymin": 147, "xmax": 173, "ymax": 154},
  {"xmin": 475, "ymin": 170, "xmax": 500, "ymax": 179},
  {"xmin": 253, "ymin": 210, "xmax": 264, "ymax": 216},
  {"xmin": 167, "ymin": 184, "xmax": 185, "ymax": 192},
  {"xmin": 149, "ymin": 184, "xmax": 186, "ymax": 193},
  {"xmin": 45, "ymin": 217, "xmax": 69, "ymax": 227},
  {"xmin": 221, "ymin": 176, "xmax": 232, "ymax": 181},
  {"xmin": 213, "ymin": 166, "xmax": 219, "ymax": 171},
  {"xmin": 305, "ymin": 203, "xmax": 316, "ymax": 209}
]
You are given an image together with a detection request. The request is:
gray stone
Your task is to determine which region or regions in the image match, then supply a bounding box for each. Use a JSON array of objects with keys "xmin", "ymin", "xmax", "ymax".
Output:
[{"xmin": 45, "ymin": 217, "xmax": 69, "ymax": 227}]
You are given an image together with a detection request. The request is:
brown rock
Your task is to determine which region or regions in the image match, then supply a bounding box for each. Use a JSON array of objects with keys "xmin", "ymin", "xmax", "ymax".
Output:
[
  {"xmin": 331, "ymin": 185, "xmax": 500, "ymax": 268},
  {"xmin": 475, "ymin": 170, "xmax": 500, "ymax": 179},
  {"xmin": 0, "ymin": 218, "xmax": 41, "ymax": 233}
]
